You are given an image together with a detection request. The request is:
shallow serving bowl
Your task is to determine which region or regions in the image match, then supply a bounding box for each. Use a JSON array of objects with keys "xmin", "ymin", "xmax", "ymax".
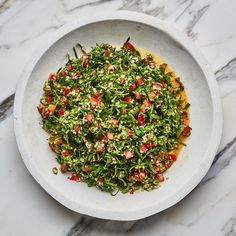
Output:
[{"xmin": 14, "ymin": 11, "xmax": 222, "ymax": 220}]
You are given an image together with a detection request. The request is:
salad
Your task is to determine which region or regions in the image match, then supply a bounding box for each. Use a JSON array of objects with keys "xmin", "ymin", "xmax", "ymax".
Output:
[{"xmin": 37, "ymin": 38, "xmax": 191, "ymax": 195}]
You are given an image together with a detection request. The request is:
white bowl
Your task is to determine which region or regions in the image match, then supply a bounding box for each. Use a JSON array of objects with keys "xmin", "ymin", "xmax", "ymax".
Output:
[{"xmin": 14, "ymin": 11, "xmax": 222, "ymax": 220}]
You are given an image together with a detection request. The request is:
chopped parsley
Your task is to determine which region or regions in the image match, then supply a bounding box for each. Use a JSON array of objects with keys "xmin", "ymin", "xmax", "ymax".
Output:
[{"xmin": 38, "ymin": 39, "xmax": 191, "ymax": 195}]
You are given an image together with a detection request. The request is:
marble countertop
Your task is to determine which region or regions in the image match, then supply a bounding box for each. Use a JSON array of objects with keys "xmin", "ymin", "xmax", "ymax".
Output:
[{"xmin": 1, "ymin": 0, "xmax": 236, "ymax": 235}]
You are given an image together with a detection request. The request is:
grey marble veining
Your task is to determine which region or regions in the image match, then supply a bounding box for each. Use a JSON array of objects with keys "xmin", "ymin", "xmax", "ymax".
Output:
[
  {"xmin": 0, "ymin": 93, "xmax": 14, "ymax": 122},
  {"xmin": 215, "ymin": 57, "xmax": 236, "ymax": 82},
  {"xmin": 1, "ymin": 0, "xmax": 236, "ymax": 235}
]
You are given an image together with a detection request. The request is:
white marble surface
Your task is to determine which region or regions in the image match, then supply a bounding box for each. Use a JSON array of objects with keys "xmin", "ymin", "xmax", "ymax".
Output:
[{"xmin": 1, "ymin": 0, "xmax": 236, "ymax": 235}]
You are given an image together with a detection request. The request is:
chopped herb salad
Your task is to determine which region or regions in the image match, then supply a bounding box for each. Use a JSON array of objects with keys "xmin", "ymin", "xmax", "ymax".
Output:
[{"xmin": 38, "ymin": 38, "xmax": 191, "ymax": 195}]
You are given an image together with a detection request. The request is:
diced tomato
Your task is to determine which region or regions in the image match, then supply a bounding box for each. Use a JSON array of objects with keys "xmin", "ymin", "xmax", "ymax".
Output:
[
  {"xmin": 60, "ymin": 164, "xmax": 67, "ymax": 173},
  {"xmin": 128, "ymin": 129, "xmax": 134, "ymax": 137},
  {"xmin": 49, "ymin": 143, "xmax": 56, "ymax": 152},
  {"xmin": 100, "ymin": 139, "xmax": 107, "ymax": 145},
  {"xmin": 140, "ymin": 144, "xmax": 148, "ymax": 153},
  {"xmin": 81, "ymin": 55, "xmax": 89, "ymax": 68},
  {"xmin": 55, "ymin": 137, "xmax": 63, "ymax": 145},
  {"xmin": 111, "ymin": 118, "xmax": 119, "ymax": 126},
  {"xmin": 125, "ymin": 41, "xmax": 135, "ymax": 51},
  {"xmin": 124, "ymin": 96, "xmax": 133, "ymax": 103},
  {"xmin": 37, "ymin": 104, "xmax": 45, "ymax": 114},
  {"xmin": 74, "ymin": 125, "xmax": 81, "ymax": 133},
  {"xmin": 154, "ymin": 90, "xmax": 161, "ymax": 95},
  {"xmin": 106, "ymin": 132, "xmax": 113, "ymax": 140},
  {"xmin": 106, "ymin": 64, "xmax": 115, "ymax": 72},
  {"xmin": 82, "ymin": 165, "xmax": 90, "ymax": 172},
  {"xmin": 129, "ymin": 189, "xmax": 135, "ymax": 194},
  {"xmin": 156, "ymin": 173, "xmax": 164, "ymax": 182},
  {"xmin": 96, "ymin": 145, "xmax": 104, "ymax": 153},
  {"xmin": 47, "ymin": 104, "xmax": 56, "ymax": 115},
  {"xmin": 153, "ymin": 82, "xmax": 164, "ymax": 90},
  {"xmin": 73, "ymin": 87, "xmax": 80, "ymax": 92},
  {"xmin": 76, "ymin": 71, "xmax": 81, "ymax": 76},
  {"xmin": 133, "ymin": 171, "xmax": 146, "ymax": 181},
  {"xmin": 66, "ymin": 65, "xmax": 74, "ymax": 71},
  {"xmin": 49, "ymin": 73, "xmax": 57, "ymax": 81},
  {"xmin": 154, "ymin": 165, "xmax": 161, "ymax": 172},
  {"xmin": 135, "ymin": 92, "xmax": 141, "ymax": 99},
  {"xmin": 146, "ymin": 143, "xmax": 155, "ymax": 148},
  {"xmin": 60, "ymin": 96, "xmax": 68, "ymax": 105},
  {"xmin": 94, "ymin": 91, "xmax": 100, "ymax": 97},
  {"xmin": 182, "ymin": 126, "xmax": 191, "ymax": 136},
  {"xmin": 84, "ymin": 114, "xmax": 94, "ymax": 122},
  {"xmin": 69, "ymin": 174, "xmax": 80, "ymax": 181},
  {"xmin": 164, "ymin": 162, "xmax": 171, "ymax": 168},
  {"xmin": 143, "ymin": 99, "xmax": 151, "ymax": 108},
  {"xmin": 61, "ymin": 149, "xmax": 69, "ymax": 157},
  {"xmin": 59, "ymin": 71, "xmax": 67, "ymax": 77},
  {"xmin": 63, "ymin": 88, "xmax": 71, "ymax": 96},
  {"xmin": 45, "ymin": 96, "xmax": 53, "ymax": 103},
  {"xmin": 140, "ymin": 105, "xmax": 145, "ymax": 113},
  {"xmin": 136, "ymin": 78, "xmax": 144, "ymax": 86},
  {"xmin": 97, "ymin": 177, "xmax": 104, "ymax": 185},
  {"xmin": 137, "ymin": 114, "xmax": 144, "ymax": 125},
  {"xmin": 58, "ymin": 109, "xmax": 65, "ymax": 116},
  {"xmin": 129, "ymin": 83, "xmax": 136, "ymax": 92},
  {"xmin": 105, "ymin": 49, "xmax": 110, "ymax": 57},
  {"xmin": 90, "ymin": 96, "xmax": 99, "ymax": 107},
  {"xmin": 169, "ymin": 154, "xmax": 177, "ymax": 162},
  {"xmin": 124, "ymin": 150, "xmax": 134, "ymax": 159}
]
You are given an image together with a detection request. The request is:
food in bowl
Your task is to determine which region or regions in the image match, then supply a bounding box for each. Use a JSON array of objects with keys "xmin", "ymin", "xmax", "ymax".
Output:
[{"xmin": 37, "ymin": 38, "xmax": 191, "ymax": 195}]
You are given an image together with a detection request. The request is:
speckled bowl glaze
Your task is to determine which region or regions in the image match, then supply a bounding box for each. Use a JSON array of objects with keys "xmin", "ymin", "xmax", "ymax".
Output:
[{"xmin": 14, "ymin": 11, "xmax": 222, "ymax": 220}]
